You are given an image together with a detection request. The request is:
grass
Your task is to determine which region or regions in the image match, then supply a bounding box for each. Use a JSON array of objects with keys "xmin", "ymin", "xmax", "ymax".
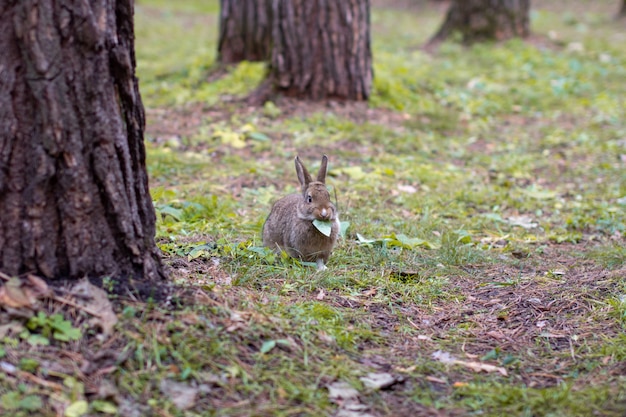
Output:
[{"xmin": 1, "ymin": 0, "xmax": 626, "ymax": 416}]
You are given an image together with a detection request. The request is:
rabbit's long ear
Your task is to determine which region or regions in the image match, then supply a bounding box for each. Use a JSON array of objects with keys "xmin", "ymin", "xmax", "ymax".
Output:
[
  {"xmin": 295, "ymin": 156, "xmax": 312, "ymax": 188},
  {"xmin": 316, "ymin": 155, "xmax": 329, "ymax": 184}
]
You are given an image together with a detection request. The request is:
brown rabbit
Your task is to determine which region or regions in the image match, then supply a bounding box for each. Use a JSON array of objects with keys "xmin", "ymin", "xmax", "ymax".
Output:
[{"xmin": 262, "ymin": 155, "xmax": 339, "ymax": 270}]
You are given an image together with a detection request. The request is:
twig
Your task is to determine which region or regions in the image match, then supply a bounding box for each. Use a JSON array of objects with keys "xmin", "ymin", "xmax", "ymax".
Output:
[
  {"xmin": 0, "ymin": 271, "xmax": 13, "ymax": 281},
  {"xmin": 407, "ymin": 316, "xmax": 420, "ymax": 330},
  {"xmin": 529, "ymin": 372, "xmax": 563, "ymax": 380},
  {"xmin": 51, "ymin": 294, "xmax": 103, "ymax": 318},
  {"xmin": 2, "ymin": 363, "xmax": 64, "ymax": 391}
]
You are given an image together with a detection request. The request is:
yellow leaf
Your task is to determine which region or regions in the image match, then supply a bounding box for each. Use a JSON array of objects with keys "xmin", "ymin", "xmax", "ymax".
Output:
[{"xmin": 65, "ymin": 400, "xmax": 88, "ymax": 417}]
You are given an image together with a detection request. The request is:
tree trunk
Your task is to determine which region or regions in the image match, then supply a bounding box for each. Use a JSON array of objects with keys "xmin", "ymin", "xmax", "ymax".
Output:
[
  {"xmin": 619, "ymin": 0, "xmax": 626, "ymax": 19},
  {"xmin": 429, "ymin": 0, "xmax": 530, "ymax": 45},
  {"xmin": 0, "ymin": 0, "xmax": 165, "ymax": 281},
  {"xmin": 267, "ymin": 0, "xmax": 372, "ymax": 101},
  {"xmin": 218, "ymin": 0, "xmax": 272, "ymax": 64}
]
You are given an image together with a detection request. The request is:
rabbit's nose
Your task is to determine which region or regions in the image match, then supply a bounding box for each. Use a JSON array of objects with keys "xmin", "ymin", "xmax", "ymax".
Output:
[{"xmin": 321, "ymin": 208, "xmax": 329, "ymax": 219}]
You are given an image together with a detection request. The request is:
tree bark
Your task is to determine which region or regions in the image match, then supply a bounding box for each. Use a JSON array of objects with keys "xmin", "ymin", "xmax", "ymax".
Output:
[
  {"xmin": 0, "ymin": 0, "xmax": 165, "ymax": 281},
  {"xmin": 218, "ymin": 0, "xmax": 272, "ymax": 64},
  {"xmin": 267, "ymin": 0, "xmax": 372, "ymax": 101},
  {"xmin": 429, "ymin": 0, "xmax": 530, "ymax": 45}
]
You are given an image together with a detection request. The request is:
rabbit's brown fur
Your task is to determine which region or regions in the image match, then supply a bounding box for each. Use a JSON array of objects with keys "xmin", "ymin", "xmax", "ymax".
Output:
[{"xmin": 262, "ymin": 155, "xmax": 339, "ymax": 270}]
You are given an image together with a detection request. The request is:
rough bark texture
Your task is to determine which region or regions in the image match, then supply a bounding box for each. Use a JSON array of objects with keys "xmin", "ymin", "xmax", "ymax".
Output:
[
  {"xmin": 268, "ymin": 0, "xmax": 372, "ymax": 100},
  {"xmin": 218, "ymin": 0, "xmax": 272, "ymax": 64},
  {"xmin": 0, "ymin": 0, "xmax": 165, "ymax": 281},
  {"xmin": 429, "ymin": 0, "xmax": 530, "ymax": 45}
]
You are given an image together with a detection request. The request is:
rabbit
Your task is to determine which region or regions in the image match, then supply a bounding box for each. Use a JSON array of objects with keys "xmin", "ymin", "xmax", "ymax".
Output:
[{"xmin": 262, "ymin": 155, "xmax": 340, "ymax": 270}]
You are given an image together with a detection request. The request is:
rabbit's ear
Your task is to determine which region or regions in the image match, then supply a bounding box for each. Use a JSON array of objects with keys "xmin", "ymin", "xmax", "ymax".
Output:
[
  {"xmin": 295, "ymin": 156, "xmax": 312, "ymax": 188},
  {"xmin": 316, "ymin": 155, "xmax": 329, "ymax": 184}
]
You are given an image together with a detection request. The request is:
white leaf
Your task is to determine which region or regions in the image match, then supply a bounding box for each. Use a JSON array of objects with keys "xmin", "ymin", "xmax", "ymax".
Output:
[
  {"xmin": 159, "ymin": 379, "xmax": 198, "ymax": 410},
  {"xmin": 359, "ymin": 373, "xmax": 398, "ymax": 390},
  {"xmin": 327, "ymin": 381, "xmax": 359, "ymax": 401},
  {"xmin": 507, "ymin": 215, "xmax": 538, "ymax": 229}
]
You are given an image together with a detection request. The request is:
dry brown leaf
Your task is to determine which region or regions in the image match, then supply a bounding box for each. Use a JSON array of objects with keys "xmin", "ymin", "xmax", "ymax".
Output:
[
  {"xmin": 70, "ymin": 279, "xmax": 118, "ymax": 338},
  {"xmin": 0, "ymin": 278, "xmax": 36, "ymax": 309},
  {"xmin": 26, "ymin": 274, "xmax": 51, "ymax": 297},
  {"xmin": 361, "ymin": 288, "xmax": 377, "ymax": 297},
  {"xmin": 486, "ymin": 330, "xmax": 506, "ymax": 340},
  {"xmin": 425, "ymin": 376, "xmax": 447, "ymax": 384}
]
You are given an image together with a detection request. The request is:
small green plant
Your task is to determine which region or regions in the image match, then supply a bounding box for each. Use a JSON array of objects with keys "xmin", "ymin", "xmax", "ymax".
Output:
[
  {"xmin": 102, "ymin": 276, "xmax": 115, "ymax": 292},
  {"xmin": 25, "ymin": 312, "xmax": 82, "ymax": 343},
  {"xmin": 0, "ymin": 392, "xmax": 43, "ymax": 414}
]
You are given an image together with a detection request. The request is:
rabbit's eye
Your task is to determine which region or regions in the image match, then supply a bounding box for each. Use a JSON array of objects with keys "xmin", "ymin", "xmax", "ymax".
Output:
[{"xmin": 307, "ymin": 195, "xmax": 312, "ymax": 203}]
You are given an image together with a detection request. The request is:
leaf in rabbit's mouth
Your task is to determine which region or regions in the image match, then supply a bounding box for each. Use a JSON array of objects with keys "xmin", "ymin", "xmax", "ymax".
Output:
[{"xmin": 313, "ymin": 219, "xmax": 333, "ymax": 237}]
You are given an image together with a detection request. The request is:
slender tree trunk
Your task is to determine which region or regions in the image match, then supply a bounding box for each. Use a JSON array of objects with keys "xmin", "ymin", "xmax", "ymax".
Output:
[
  {"xmin": 619, "ymin": 0, "xmax": 626, "ymax": 19},
  {"xmin": 0, "ymin": 0, "xmax": 165, "ymax": 281},
  {"xmin": 267, "ymin": 0, "xmax": 372, "ymax": 101},
  {"xmin": 428, "ymin": 0, "xmax": 530, "ymax": 46},
  {"xmin": 218, "ymin": 0, "xmax": 272, "ymax": 64}
]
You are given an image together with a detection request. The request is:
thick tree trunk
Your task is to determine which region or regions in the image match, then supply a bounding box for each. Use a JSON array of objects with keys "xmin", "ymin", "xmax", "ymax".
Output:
[
  {"xmin": 429, "ymin": 0, "xmax": 530, "ymax": 45},
  {"xmin": 218, "ymin": 0, "xmax": 272, "ymax": 64},
  {"xmin": 267, "ymin": 0, "xmax": 372, "ymax": 101},
  {"xmin": 0, "ymin": 0, "xmax": 165, "ymax": 281}
]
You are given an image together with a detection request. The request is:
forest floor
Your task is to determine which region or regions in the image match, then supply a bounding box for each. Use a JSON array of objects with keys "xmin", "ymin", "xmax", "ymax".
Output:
[{"xmin": 1, "ymin": 0, "xmax": 625, "ymax": 416}]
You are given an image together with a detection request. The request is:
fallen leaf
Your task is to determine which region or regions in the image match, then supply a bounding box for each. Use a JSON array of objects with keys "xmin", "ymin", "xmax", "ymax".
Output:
[
  {"xmin": 487, "ymin": 331, "xmax": 506, "ymax": 340},
  {"xmin": 336, "ymin": 408, "xmax": 375, "ymax": 417},
  {"xmin": 327, "ymin": 381, "xmax": 359, "ymax": 402},
  {"xmin": 456, "ymin": 360, "xmax": 508, "ymax": 376},
  {"xmin": 260, "ymin": 340, "xmax": 277, "ymax": 354},
  {"xmin": 397, "ymin": 184, "xmax": 418, "ymax": 193},
  {"xmin": 432, "ymin": 350, "xmax": 456, "ymax": 364},
  {"xmin": 25, "ymin": 275, "xmax": 50, "ymax": 296},
  {"xmin": 215, "ymin": 130, "xmax": 247, "ymax": 149},
  {"xmin": 395, "ymin": 365, "xmax": 416, "ymax": 373},
  {"xmin": 507, "ymin": 215, "xmax": 538, "ymax": 229},
  {"xmin": 317, "ymin": 331, "xmax": 335, "ymax": 345},
  {"xmin": 159, "ymin": 379, "xmax": 198, "ymax": 410},
  {"xmin": 361, "ymin": 288, "xmax": 377, "ymax": 297},
  {"xmin": 0, "ymin": 278, "xmax": 39, "ymax": 309},
  {"xmin": 356, "ymin": 233, "xmax": 378, "ymax": 244},
  {"xmin": 425, "ymin": 376, "xmax": 447, "ymax": 384},
  {"xmin": 432, "ymin": 350, "xmax": 507, "ymax": 376},
  {"xmin": 359, "ymin": 373, "xmax": 399, "ymax": 390},
  {"xmin": 0, "ymin": 361, "xmax": 17, "ymax": 373},
  {"xmin": 70, "ymin": 280, "xmax": 118, "ymax": 338},
  {"xmin": 65, "ymin": 400, "xmax": 88, "ymax": 417},
  {"xmin": 339, "ymin": 220, "xmax": 350, "ymax": 238},
  {"xmin": 327, "ymin": 381, "xmax": 374, "ymax": 417}
]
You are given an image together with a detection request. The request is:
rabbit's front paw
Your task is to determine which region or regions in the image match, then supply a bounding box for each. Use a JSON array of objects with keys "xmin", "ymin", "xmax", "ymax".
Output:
[{"xmin": 316, "ymin": 259, "xmax": 328, "ymax": 271}]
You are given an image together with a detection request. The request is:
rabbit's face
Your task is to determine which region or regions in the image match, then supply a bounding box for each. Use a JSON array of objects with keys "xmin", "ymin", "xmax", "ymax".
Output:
[{"xmin": 300, "ymin": 182, "xmax": 336, "ymax": 221}]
